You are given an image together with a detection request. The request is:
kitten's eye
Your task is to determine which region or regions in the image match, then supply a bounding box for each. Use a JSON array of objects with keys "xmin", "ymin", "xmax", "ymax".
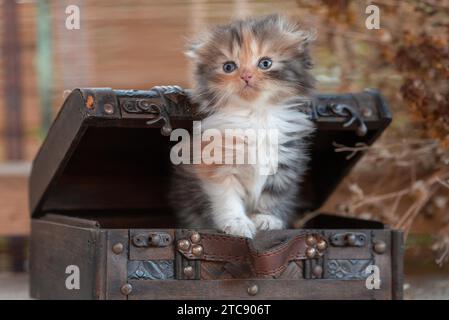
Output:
[
  {"xmin": 258, "ymin": 58, "xmax": 272, "ymax": 70},
  {"xmin": 223, "ymin": 61, "xmax": 237, "ymax": 73}
]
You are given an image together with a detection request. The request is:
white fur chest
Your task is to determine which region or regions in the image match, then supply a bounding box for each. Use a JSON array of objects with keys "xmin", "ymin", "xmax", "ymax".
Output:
[{"xmin": 201, "ymin": 102, "xmax": 312, "ymax": 211}]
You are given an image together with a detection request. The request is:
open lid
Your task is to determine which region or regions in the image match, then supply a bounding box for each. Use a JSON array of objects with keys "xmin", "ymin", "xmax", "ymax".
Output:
[{"xmin": 29, "ymin": 86, "xmax": 391, "ymax": 219}]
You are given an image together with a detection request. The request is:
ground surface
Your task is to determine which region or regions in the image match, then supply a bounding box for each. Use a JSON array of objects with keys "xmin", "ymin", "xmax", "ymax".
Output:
[{"xmin": 1, "ymin": 273, "xmax": 448, "ymax": 300}]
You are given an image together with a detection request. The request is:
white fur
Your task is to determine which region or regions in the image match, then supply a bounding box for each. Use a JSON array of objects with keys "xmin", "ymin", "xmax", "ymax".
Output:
[
  {"xmin": 199, "ymin": 94, "xmax": 312, "ymax": 238},
  {"xmin": 251, "ymin": 213, "xmax": 284, "ymax": 230}
]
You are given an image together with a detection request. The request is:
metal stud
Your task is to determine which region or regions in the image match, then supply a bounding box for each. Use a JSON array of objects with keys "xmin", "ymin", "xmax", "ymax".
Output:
[
  {"xmin": 312, "ymin": 265, "xmax": 323, "ymax": 277},
  {"xmin": 316, "ymin": 239, "xmax": 327, "ymax": 251},
  {"xmin": 306, "ymin": 235, "xmax": 317, "ymax": 246},
  {"xmin": 177, "ymin": 239, "xmax": 190, "ymax": 251},
  {"xmin": 346, "ymin": 233, "xmax": 357, "ymax": 246},
  {"xmin": 120, "ymin": 283, "xmax": 132, "ymax": 296},
  {"xmin": 85, "ymin": 95, "xmax": 94, "ymax": 109},
  {"xmin": 112, "ymin": 243, "xmax": 124, "ymax": 254},
  {"xmin": 183, "ymin": 265, "xmax": 194, "ymax": 278},
  {"xmin": 104, "ymin": 103, "xmax": 114, "ymax": 114},
  {"xmin": 149, "ymin": 234, "xmax": 162, "ymax": 247},
  {"xmin": 362, "ymin": 107, "xmax": 373, "ymax": 117},
  {"xmin": 161, "ymin": 126, "xmax": 172, "ymax": 136},
  {"xmin": 190, "ymin": 232, "xmax": 201, "ymax": 244},
  {"xmin": 191, "ymin": 244, "xmax": 203, "ymax": 257},
  {"xmin": 374, "ymin": 240, "xmax": 387, "ymax": 254},
  {"xmin": 247, "ymin": 284, "xmax": 258, "ymax": 296},
  {"xmin": 306, "ymin": 247, "xmax": 316, "ymax": 258},
  {"xmin": 132, "ymin": 234, "xmax": 147, "ymax": 247}
]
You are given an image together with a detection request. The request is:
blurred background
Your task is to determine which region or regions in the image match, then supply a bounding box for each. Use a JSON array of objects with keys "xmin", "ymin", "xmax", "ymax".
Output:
[{"xmin": 0, "ymin": 0, "xmax": 448, "ymax": 299}]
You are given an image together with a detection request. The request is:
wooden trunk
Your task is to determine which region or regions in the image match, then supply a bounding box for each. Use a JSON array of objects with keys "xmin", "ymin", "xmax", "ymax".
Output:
[{"xmin": 29, "ymin": 86, "xmax": 403, "ymax": 300}]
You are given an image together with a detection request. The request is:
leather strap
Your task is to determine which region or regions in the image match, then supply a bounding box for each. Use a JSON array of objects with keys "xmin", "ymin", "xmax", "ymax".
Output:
[{"xmin": 176, "ymin": 231, "xmax": 327, "ymax": 277}]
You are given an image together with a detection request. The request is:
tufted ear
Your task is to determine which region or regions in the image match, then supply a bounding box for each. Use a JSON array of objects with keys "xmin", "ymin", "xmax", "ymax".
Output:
[
  {"xmin": 185, "ymin": 40, "xmax": 202, "ymax": 60},
  {"xmin": 296, "ymin": 28, "xmax": 316, "ymax": 51},
  {"xmin": 281, "ymin": 19, "xmax": 316, "ymax": 53},
  {"xmin": 263, "ymin": 14, "xmax": 316, "ymax": 53},
  {"xmin": 296, "ymin": 29, "xmax": 316, "ymax": 69},
  {"xmin": 184, "ymin": 31, "xmax": 211, "ymax": 60}
]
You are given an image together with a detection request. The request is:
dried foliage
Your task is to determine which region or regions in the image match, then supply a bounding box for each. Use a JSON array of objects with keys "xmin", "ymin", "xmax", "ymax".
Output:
[
  {"xmin": 297, "ymin": 0, "xmax": 449, "ymax": 265},
  {"xmin": 397, "ymin": 31, "xmax": 449, "ymax": 147}
]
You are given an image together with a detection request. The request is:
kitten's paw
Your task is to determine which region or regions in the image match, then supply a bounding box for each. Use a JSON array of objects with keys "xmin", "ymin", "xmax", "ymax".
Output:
[
  {"xmin": 221, "ymin": 217, "xmax": 256, "ymax": 238},
  {"xmin": 251, "ymin": 214, "xmax": 285, "ymax": 231}
]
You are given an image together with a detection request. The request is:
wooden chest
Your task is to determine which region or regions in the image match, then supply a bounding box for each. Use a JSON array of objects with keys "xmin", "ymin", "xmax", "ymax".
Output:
[{"xmin": 29, "ymin": 86, "xmax": 403, "ymax": 299}]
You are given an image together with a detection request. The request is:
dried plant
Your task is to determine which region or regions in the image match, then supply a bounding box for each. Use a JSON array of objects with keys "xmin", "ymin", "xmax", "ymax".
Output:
[
  {"xmin": 293, "ymin": 0, "xmax": 449, "ymax": 265},
  {"xmin": 332, "ymin": 139, "xmax": 449, "ymax": 264}
]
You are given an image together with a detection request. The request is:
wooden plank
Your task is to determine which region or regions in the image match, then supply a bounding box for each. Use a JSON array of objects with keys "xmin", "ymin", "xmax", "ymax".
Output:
[
  {"xmin": 105, "ymin": 229, "xmax": 128, "ymax": 300},
  {"xmin": 29, "ymin": 219, "xmax": 99, "ymax": 299},
  {"xmin": 128, "ymin": 279, "xmax": 389, "ymax": 300},
  {"xmin": 2, "ymin": 0, "xmax": 23, "ymax": 160},
  {"xmin": 391, "ymin": 230, "xmax": 404, "ymax": 300},
  {"xmin": 372, "ymin": 230, "xmax": 393, "ymax": 300}
]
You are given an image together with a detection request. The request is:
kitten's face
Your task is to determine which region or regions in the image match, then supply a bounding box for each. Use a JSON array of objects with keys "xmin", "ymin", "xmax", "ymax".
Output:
[{"xmin": 187, "ymin": 15, "xmax": 315, "ymax": 112}]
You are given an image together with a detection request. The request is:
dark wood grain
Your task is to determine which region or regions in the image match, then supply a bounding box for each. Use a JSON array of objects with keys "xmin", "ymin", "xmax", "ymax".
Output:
[
  {"xmin": 391, "ymin": 230, "xmax": 404, "ymax": 300},
  {"xmin": 29, "ymin": 218, "xmax": 401, "ymax": 299},
  {"xmin": 105, "ymin": 229, "xmax": 128, "ymax": 300},
  {"xmin": 371, "ymin": 230, "xmax": 392, "ymax": 299},
  {"xmin": 29, "ymin": 219, "xmax": 100, "ymax": 299},
  {"xmin": 128, "ymin": 279, "xmax": 389, "ymax": 300}
]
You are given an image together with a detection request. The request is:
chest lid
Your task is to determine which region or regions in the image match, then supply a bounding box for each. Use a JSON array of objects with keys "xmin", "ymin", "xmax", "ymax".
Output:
[{"xmin": 29, "ymin": 86, "xmax": 391, "ymax": 219}]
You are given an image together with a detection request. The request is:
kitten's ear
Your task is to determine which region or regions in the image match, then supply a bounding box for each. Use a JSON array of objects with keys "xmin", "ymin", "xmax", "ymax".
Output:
[
  {"xmin": 296, "ymin": 28, "xmax": 317, "ymax": 52},
  {"xmin": 185, "ymin": 40, "xmax": 202, "ymax": 60},
  {"xmin": 185, "ymin": 32, "xmax": 209, "ymax": 60},
  {"xmin": 296, "ymin": 28, "xmax": 316, "ymax": 69},
  {"xmin": 275, "ymin": 14, "xmax": 316, "ymax": 48}
]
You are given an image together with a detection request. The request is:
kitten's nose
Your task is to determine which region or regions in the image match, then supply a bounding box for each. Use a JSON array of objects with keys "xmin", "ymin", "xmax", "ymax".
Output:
[{"xmin": 240, "ymin": 73, "xmax": 253, "ymax": 84}]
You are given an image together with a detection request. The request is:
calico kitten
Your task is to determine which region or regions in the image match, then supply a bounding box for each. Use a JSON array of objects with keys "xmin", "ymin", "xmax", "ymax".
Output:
[{"xmin": 170, "ymin": 14, "xmax": 315, "ymax": 238}]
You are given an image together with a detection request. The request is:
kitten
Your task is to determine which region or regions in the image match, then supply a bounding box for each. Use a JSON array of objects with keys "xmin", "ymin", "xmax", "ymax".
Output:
[{"xmin": 170, "ymin": 14, "xmax": 315, "ymax": 238}]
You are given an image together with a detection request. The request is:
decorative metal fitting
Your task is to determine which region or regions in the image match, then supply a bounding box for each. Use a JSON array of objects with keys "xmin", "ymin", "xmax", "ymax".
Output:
[
  {"xmin": 306, "ymin": 235, "xmax": 317, "ymax": 246},
  {"xmin": 247, "ymin": 284, "xmax": 259, "ymax": 296},
  {"xmin": 148, "ymin": 233, "xmax": 171, "ymax": 247},
  {"xmin": 373, "ymin": 240, "xmax": 387, "ymax": 254},
  {"xmin": 148, "ymin": 234, "xmax": 162, "ymax": 246},
  {"xmin": 191, "ymin": 244, "xmax": 203, "ymax": 257},
  {"xmin": 85, "ymin": 95, "xmax": 94, "ymax": 109},
  {"xmin": 316, "ymin": 239, "xmax": 327, "ymax": 251},
  {"xmin": 330, "ymin": 232, "xmax": 366, "ymax": 247},
  {"xmin": 137, "ymin": 100, "xmax": 156, "ymax": 112},
  {"xmin": 104, "ymin": 103, "xmax": 114, "ymax": 115},
  {"xmin": 316, "ymin": 102, "xmax": 368, "ymax": 136},
  {"xmin": 183, "ymin": 265, "xmax": 194, "ymax": 278},
  {"xmin": 112, "ymin": 243, "xmax": 124, "ymax": 254},
  {"xmin": 346, "ymin": 234, "xmax": 357, "ymax": 246},
  {"xmin": 120, "ymin": 283, "xmax": 133, "ymax": 296},
  {"xmin": 132, "ymin": 234, "xmax": 146, "ymax": 247},
  {"xmin": 312, "ymin": 265, "xmax": 323, "ymax": 277},
  {"xmin": 190, "ymin": 232, "xmax": 201, "ymax": 244},
  {"xmin": 177, "ymin": 239, "xmax": 190, "ymax": 251},
  {"xmin": 362, "ymin": 107, "xmax": 373, "ymax": 117},
  {"xmin": 132, "ymin": 232, "xmax": 171, "ymax": 248},
  {"xmin": 306, "ymin": 247, "xmax": 317, "ymax": 259},
  {"xmin": 145, "ymin": 86, "xmax": 174, "ymax": 136}
]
